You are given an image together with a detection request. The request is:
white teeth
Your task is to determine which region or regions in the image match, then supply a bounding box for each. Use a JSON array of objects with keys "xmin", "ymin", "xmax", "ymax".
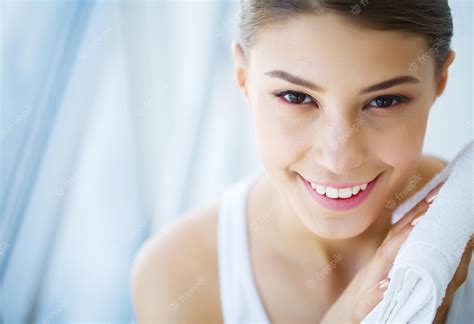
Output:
[
  {"xmin": 310, "ymin": 181, "xmax": 369, "ymax": 199},
  {"xmin": 325, "ymin": 187, "xmax": 339, "ymax": 199},
  {"xmin": 352, "ymin": 185, "xmax": 361, "ymax": 195},
  {"xmin": 338, "ymin": 188, "xmax": 352, "ymax": 198},
  {"xmin": 315, "ymin": 184, "xmax": 326, "ymax": 195}
]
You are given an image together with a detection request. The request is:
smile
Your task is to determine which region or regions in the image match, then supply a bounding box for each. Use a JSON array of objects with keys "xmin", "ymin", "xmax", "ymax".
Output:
[{"xmin": 299, "ymin": 172, "xmax": 382, "ymax": 211}]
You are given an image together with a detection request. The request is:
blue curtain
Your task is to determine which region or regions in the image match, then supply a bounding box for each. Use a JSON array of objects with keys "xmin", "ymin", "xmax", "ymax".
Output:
[
  {"xmin": 1, "ymin": 0, "xmax": 259, "ymax": 322},
  {"xmin": 1, "ymin": 0, "xmax": 472, "ymax": 322}
]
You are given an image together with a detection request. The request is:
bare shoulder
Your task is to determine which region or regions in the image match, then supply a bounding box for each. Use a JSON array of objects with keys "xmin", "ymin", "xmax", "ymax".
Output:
[
  {"xmin": 419, "ymin": 154, "xmax": 447, "ymax": 174},
  {"xmin": 394, "ymin": 155, "xmax": 447, "ymax": 207},
  {"xmin": 417, "ymin": 154, "xmax": 447, "ymax": 184},
  {"xmin": 131, "ymin": 201, "xmax": 223, "ymax": 323},
  {"xmin": 409, "ymin": 154, "xmax": 447, "ymax": 197}
]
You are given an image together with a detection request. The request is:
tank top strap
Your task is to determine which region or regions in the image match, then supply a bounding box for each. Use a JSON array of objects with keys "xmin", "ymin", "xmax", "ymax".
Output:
[{"xmin": 217, "ymin": 170, "xmax": 270, "ymax": 323}]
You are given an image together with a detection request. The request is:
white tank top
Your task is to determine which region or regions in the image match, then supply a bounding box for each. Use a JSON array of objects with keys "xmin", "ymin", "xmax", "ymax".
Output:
[
  {"xmin": 216, "ymin": 171, "xmax": 474, "ymax": 323},
  {"xmin": 217, "ymin": 171, "xmax": 270, "ymax": 323}
]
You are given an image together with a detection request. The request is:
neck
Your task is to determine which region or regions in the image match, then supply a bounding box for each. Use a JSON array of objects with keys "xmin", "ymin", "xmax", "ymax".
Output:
[{"xmin": 256, "ymin": 175, "xmax": 392, "ymax": 267}]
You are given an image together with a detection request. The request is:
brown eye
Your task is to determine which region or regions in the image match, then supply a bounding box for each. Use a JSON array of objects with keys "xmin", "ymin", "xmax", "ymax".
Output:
[
  {"xmin": 368, "ymin": 95, "xmax": 410, "ymax": 108},
  {"xmin": 275, "ymin": 91, "xmax": 314, "ymax": 105}
]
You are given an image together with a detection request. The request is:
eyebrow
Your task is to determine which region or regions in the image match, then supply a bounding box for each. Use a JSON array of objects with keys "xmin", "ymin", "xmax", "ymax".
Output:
[{"xmin": 264, "ymin": 70, "xmax": 421, "ymax": 94}]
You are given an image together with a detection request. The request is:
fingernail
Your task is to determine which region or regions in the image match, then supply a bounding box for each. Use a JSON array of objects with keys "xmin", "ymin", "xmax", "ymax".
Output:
[
  {"xmin": 426, "ymin": 193, "xmax": 438, "ymax": 204},
  {"xmin": 378, "ymin": 278, "xmax": 390, "ymax": 292},
  {"xmin": 426, "ymin": 189, "xmax": 440, "ymax": 204},
  {"xmin": 411, "ymin": 213, "xmax": 425, "ymax": 226}
]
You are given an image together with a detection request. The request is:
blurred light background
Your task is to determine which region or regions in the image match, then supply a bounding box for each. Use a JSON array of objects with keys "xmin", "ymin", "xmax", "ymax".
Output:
[{"xmin": 0, "ymin": 0, "xmax": 472, "ymax": 322}]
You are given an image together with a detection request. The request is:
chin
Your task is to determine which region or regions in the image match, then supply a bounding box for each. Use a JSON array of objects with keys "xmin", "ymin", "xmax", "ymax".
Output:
[{"xmin": 299, "ymin": 211, "xmax": 375, "ymax": 240}]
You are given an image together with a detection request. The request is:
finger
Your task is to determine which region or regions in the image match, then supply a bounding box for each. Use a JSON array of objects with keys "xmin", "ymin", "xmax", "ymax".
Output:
[
  {"xmin": 393, "ymin": 181, "xmax": 444, "ymax": 230},
  {"xmin": 385, "ymin": 201, "xmax": 428, "ymax": 242},
  {"xmin": 352, "ymin": 278, "xmax": 390, "ymax": 322},
  {"xmin": 365, "ymin": 221, "xmax": 415, "ymax": 290},
  {"xmin": 384, "ymin": 182, "xmax": 445, "ymax": 243}
]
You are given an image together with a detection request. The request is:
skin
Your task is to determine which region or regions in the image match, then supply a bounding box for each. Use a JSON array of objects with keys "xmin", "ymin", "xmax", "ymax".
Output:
[
  {"xmin": 235, "ymin": 13, "xmax": 452, "ymax": 248},
  {"xmin": 132, "ymin": 12, "xmax": 471, "ymax": 323}
]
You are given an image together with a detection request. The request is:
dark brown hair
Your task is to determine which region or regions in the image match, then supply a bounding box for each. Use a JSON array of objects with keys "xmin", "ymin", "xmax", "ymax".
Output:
[{"xmin": 239, "ymin": 0, "xmax": 453, "ymax": 76}]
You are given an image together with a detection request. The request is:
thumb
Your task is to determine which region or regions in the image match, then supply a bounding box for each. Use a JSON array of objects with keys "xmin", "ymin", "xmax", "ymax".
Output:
[{"xmin": 352, "ymin": 278, "xmax": 390, "ymax": 322}]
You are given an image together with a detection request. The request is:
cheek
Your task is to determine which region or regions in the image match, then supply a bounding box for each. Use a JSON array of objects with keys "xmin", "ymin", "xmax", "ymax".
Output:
[
  {"xmin": 253, "ymin": 102, "xmax": 312, "ymax": 170},
  {"xmin": 368, "ymin": 98, "xmax": 430, "ymax": 155},
  {"xmin": 367, "ymin": 105, "xmax": 430, "ymax": 188}
]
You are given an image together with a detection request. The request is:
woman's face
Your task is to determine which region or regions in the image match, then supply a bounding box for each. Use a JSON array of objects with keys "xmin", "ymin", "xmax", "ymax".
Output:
[{"xmin": 233, "ymin": 13, "xmax": 453, "ymax": 239}]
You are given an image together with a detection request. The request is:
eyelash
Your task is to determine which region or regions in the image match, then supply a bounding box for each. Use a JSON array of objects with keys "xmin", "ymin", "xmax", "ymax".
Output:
[{"xmin": 272, "ymin": 90, "xmax": 411, "ymax": 109}]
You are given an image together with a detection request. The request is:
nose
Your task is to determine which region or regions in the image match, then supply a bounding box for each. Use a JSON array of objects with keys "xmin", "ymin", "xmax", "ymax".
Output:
[{"xmin": 313, "ymin": 113, "xmax": 366, "ymax": 174}]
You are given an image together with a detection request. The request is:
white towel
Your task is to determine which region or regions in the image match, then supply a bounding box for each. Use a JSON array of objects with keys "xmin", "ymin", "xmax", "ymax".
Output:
[{"xmin": 362, "ymin": 140, "xmax": 474, "ymax": 324}]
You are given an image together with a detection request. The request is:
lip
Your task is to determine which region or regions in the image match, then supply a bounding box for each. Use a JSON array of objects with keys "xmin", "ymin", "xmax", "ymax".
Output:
[{"xmin": 299, "ymin": 172, "xmax": 382, "ymax": 212}]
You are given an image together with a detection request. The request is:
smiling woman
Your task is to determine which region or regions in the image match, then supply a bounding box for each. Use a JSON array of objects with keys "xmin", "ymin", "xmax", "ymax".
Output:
[{"xmin": 131, "ymin": 1, "xmax": 472, "ymax": 323}]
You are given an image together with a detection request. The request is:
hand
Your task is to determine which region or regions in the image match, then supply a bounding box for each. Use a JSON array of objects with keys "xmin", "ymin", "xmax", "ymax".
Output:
[{"xmin": 321, "ymin": 183, "xmax": 448, "ymax": 324}]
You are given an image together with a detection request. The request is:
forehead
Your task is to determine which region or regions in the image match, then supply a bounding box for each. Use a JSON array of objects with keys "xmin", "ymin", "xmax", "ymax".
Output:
[{"xmin": 249, "ymin": 13, "xmax": 432, "ymax": 87}]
